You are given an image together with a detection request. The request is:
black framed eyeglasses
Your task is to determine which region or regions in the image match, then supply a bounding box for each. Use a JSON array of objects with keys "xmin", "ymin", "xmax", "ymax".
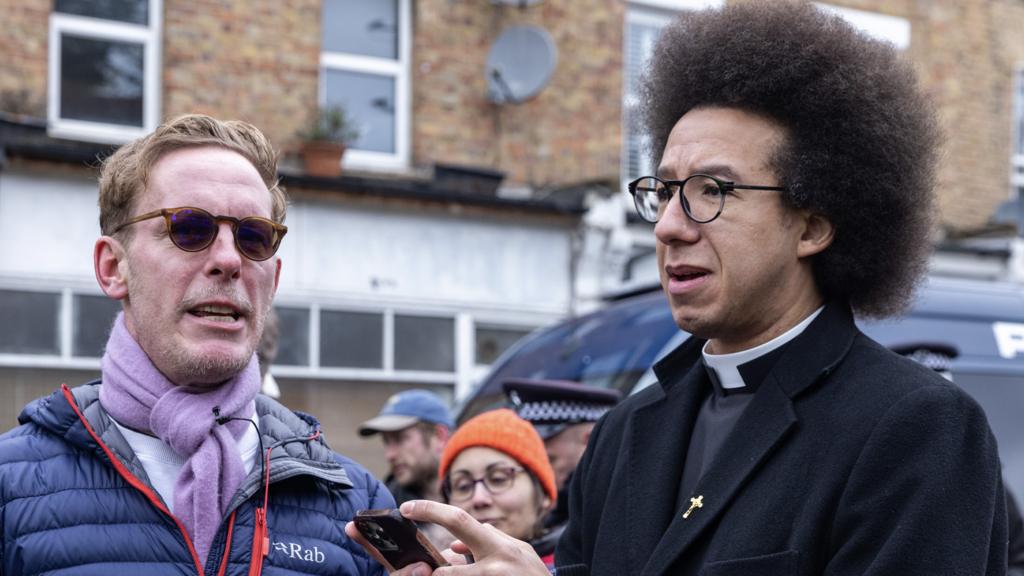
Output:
[
  {"xmin": 443, "ymin": 465, "xmax": 525, "ymax": 503},
  {"xmin": 627, "ymin": 174, "xmax": 787, "ymax": 224},
  {"xmin": 111, "ymin": 206, "xmax": 288, "ymax": 261}
]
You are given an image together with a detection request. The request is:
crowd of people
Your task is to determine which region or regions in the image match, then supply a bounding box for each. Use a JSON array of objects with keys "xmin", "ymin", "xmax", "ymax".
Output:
[
  {"xmin": 354, "ymin": 379, "xmax": 620, "ymax": 569},
  {"xmin": 0, "ymin": 1, "xmax": 1016, "ymax": 575}
]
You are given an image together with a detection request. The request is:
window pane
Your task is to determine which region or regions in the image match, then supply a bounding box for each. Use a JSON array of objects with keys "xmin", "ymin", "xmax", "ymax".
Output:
[
  {"xmin": 61, "ymin": 34, "xmax": 145, "ymax": 127},
  {"xmin": 320, "ymin": 310, "xmax": 383, "ymax": 368},
  {"xmin": 395, "ymin": 315, "xmax": 454, "ymax": 372},
  {"xmin": 325, "ymin": 69, "xmax": 396, "ymax": 154},
  {"xmin": 623, "ymin": 15, "xmax": 669, "ymax": 181},
  {"xmin": 476, "ymin": 326, "xmax": 532, "ymax": 365},
  {"xmin": 55, "ymin": 0, "xmax": 148, "ymax": 25},
  {"xmin": 322, "ymin": 0, "xmax": 398, "ymax": 59},
  {"xmin": 73, "ymin": 295, "xmax": 121, "ymax": 357},
  {"xmin": 0, "ymin": 290, "xmax": 60, "ymax": 355},
  {"xmin": 274, "ymin": 306, "xmax": 310, "ymax": 366}
]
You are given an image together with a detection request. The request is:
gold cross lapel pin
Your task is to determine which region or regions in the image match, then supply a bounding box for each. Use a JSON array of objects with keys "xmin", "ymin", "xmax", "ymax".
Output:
[{"xmin": 682, "ymin": 495, "xmax": 704, "ymax": 519}]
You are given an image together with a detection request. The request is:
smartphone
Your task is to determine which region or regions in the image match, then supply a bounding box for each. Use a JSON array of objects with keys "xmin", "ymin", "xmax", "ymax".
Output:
[{"xmin": 353, "ymin": 508, "xmax": 449, "ymax": 571}]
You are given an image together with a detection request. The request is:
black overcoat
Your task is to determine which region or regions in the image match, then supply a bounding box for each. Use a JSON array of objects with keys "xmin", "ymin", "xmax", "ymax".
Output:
[{"xmin": 556, "ymin": 302, "xmax": 1007, "ymax": 575}]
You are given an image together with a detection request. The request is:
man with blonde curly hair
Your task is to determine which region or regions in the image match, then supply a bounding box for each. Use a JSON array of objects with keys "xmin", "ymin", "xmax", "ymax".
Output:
[
  {"xmin": 354, "ymin": 4, "xmax": 1006, "ymax": 575},
  {"xmin": 0, "ymin": 114, "xmax": 391, "ymax": 575}
]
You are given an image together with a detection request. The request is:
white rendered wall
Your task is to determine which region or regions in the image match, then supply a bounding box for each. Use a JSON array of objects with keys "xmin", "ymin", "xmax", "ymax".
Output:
[
  {"xmin": 279, "ymin": 201, "xmax": 572, "ymax": 315},
  {"xmin": 1, "ymin": 170, "xmax": 572, "ymax": 316},
  {"xmin": 0, "ymin": 170, "xmax": 101, "ymax": 288}
]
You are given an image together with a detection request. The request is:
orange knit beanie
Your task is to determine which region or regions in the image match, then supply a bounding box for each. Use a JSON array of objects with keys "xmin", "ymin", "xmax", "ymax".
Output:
[{"xmin": 439, "ymin": 408, "xmax": 557, "ymax": 502}]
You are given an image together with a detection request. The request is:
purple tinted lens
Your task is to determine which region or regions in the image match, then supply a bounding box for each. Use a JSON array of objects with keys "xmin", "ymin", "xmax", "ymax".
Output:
[
  {"xmin": 169, "ymin": 209, "xmax": 217, "ymax": 251},
  {"xmin": 236, "ymin": 218, "xmax": 277, "ymax": 261}
]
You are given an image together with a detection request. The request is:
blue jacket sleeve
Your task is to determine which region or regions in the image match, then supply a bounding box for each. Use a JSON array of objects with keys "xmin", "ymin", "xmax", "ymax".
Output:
[{"xmin": 335, "ymin": 455, "xmax": 396, "ymax": 576}]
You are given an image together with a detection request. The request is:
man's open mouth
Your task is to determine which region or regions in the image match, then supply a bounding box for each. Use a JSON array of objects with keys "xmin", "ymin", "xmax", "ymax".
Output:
[{"xmin": 189, "ymin": 305, "xmax": 241, "ymax": 322}]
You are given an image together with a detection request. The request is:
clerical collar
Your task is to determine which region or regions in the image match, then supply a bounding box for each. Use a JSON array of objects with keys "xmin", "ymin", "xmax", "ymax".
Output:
[{"xmin": 702, "ymin": 306, "xmax": 824, "ymax": 394}]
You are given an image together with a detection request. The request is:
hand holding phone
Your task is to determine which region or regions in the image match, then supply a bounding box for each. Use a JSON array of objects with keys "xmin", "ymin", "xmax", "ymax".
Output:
[{"xmin": 353, "ymin": 508, "xmax": 449, "ymax": 571}]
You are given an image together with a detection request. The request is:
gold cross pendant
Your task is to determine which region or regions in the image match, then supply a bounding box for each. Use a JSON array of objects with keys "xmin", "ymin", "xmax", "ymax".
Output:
[{"xmin": 682, "ymin": 495, "xmax": 704, "ymax": 519}]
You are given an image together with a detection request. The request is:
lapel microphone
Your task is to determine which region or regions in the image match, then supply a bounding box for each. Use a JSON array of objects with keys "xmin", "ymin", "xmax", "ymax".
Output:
[{"xmin": 212, "ymin": 407, "xmax": 231, "ymax": 426}]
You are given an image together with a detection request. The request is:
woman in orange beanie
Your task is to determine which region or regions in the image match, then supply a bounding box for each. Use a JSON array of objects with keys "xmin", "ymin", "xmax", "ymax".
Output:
[{"xmin": 438, "ymin": 408, "xmax": 558, "ymax": 567}]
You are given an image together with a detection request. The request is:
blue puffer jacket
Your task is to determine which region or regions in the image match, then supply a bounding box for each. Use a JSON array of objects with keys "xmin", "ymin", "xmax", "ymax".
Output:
[{"xmin": 0, "ymin": 382, "xmax": 393, "ymax": 576}]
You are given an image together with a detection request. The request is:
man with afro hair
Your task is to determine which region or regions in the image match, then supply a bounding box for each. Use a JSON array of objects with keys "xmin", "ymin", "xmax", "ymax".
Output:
[{"xmin": 350, "ymin": 3, "xmax": 1007, "ymax": 575}]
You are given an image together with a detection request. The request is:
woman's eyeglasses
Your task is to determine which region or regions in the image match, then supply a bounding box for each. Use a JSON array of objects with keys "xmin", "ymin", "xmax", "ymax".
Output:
[
  {"xmin": 444, "ymin": 466, "xmax": 525, "ymax": 502},
  {"xmin": 111, "ymin": 206, "xmax": 287, "ymax": 261}
]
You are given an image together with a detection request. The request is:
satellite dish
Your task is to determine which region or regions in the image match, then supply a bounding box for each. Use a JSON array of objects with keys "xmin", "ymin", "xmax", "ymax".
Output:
[{"xmin": 486, "ymin": 25, "xmax": 557, "ymax": 104}]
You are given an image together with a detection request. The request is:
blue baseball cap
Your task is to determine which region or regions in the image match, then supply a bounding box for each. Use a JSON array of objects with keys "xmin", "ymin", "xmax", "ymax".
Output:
[{"xmin": 358, "ymin": 389, "xmax": 454, "ymax": 436}]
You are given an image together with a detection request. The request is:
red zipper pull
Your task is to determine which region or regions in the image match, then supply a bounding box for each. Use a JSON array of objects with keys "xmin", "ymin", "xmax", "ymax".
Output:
[
  {"xmin": 248, "ymin": 507, "xmax": 268, "ymax": 576},
  {"xmin": 258, "ymin": 508, "xmax": 269, "ymax": 556},
  {"xmin": 249, "ymin": 444, "xmax": 275, "ymax": 576}
]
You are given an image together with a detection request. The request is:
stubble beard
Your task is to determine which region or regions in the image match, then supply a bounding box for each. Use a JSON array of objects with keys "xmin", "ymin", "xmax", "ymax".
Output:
[
  {"xmin": 125, "ymin": 265, "xmax": 270, "ymax": 386},
  {"xmin": 402, "ymin": 453, "xmax": 441, "ymax": 494},
  {"xmin": 170, "ymin": 300, "xmax": 267, "ymax": 386}
]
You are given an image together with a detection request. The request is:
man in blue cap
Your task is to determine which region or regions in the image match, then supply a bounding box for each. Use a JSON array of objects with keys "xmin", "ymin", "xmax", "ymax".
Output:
[{"xmin": 359, "ymin": 389, "xmax": 453, "ymax": 505}]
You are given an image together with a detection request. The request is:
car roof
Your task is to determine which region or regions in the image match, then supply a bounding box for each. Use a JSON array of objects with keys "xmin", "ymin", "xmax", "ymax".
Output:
[{"xmin": 860, "ymin": 277, "xmax": 1024, "ymax": 376}]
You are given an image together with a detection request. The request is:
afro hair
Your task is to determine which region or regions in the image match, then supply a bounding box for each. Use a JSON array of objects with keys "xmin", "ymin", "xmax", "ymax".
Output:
[{"xmin": 640, "ymin": 1, "xmax": 941, "ymax": 317}]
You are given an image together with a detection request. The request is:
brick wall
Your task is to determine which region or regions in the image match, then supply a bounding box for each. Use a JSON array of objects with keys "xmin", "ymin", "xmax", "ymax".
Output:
[
  {"xmin": 990, "ymin": 0, "xmax": 1024, "ymax": 228},
  {"xmin": 411, "ymin": 0, "xmax": 1024, "ymax": 232},
  {"xmin": 4, "ymin": 0, "xmax": 1024, "ymax": 233},
  {"xmin": 909, "ymin": 0, "xmax": 1010, "ymax": 233},
  {"xmin": 163, "ymin": 0, "xmax": 321, "ymax": 152},
  {"xmin": 0, "ymin": 1, "xmax": 48, "ymax": 116},
  {"xmin": 413, "ymin": 0, "xmax": 624, "ymax": 190}
]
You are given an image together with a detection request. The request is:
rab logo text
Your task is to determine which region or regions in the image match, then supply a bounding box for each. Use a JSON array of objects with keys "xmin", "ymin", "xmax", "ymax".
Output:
[{"xmin": 273, "ymin": 541, "xmax": 326, "ymax": 564}]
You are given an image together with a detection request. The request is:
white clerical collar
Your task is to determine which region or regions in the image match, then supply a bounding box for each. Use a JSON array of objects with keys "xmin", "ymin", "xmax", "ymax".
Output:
[{"xmin": 702, "ymin": 306, "xmax": 825, "ymax": 390}]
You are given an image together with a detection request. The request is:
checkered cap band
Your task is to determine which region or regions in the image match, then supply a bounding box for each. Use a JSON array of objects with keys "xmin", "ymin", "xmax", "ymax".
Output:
[{"xmin": 517, "ymin": 400, "xmax": 612, "ymax": 424}]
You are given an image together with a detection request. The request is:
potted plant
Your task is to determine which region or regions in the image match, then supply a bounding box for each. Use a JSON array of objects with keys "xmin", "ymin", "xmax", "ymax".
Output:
[{"xmin": 299, "ymin": 104, "xmax": 360, "ymax": 178}]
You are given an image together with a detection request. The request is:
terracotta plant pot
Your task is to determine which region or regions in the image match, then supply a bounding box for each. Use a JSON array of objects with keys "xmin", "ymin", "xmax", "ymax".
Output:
[{"xmin": 301, "ymin": 141, "xmax": 346, "ymax": 178}]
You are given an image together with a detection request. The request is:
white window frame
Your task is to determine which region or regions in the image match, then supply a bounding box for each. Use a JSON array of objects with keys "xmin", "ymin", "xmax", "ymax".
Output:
[
  {"xmin": 0, "ymin": 283, "xmax": 550, "ymax": 398},
  {"xmin": 621, "ymin": 7, "xmax": 671, "ymax": 188},
  {"xmin": 621, "ymin": 1, "xmax": 723, "ymax": 188},
  {"xmin": 320, "ymin": 0, "xmax": 411, "ymax": 171},
  {"xmin": 272, "ymin": 301, "xmax": 460, "ymax": 385},
  {"xmin": 0, "ymin": 284, "xmax": 104, "ymax": 370},
  {"xmin": 466, "ymin": 319, "xmax": 539, "ymax": 399},
  {"xmin": 48, "ymin": 3, "xmax": 162, "ymax": 144}
]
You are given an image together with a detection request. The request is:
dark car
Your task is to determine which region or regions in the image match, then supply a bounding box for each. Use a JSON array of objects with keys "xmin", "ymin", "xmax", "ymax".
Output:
[{"xmin": 458, "ymin": 276, "xmax": 1024, "ymax": 504}]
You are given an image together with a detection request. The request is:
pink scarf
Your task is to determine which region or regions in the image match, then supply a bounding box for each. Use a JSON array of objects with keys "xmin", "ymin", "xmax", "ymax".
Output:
[{"xmin": 99, "ymin": 313, "xmax": 260, "ymax": 566}]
